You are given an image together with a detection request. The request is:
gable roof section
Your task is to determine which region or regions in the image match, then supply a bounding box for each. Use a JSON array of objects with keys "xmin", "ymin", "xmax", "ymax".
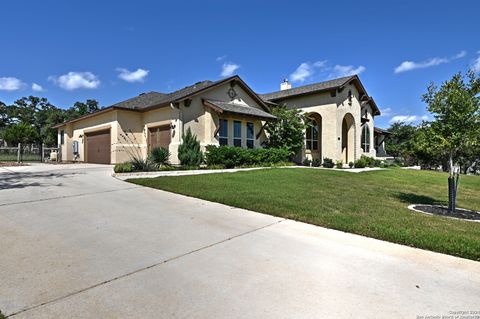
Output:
[
  {"xmin": 260, "ymin": 75, "xmax": 380, "ymax": 116},
  {"xmin": 54, "ymin": 75, "xmax": 271, "ymax": 127},
  {"xmin": 260, "ymin": 76, "xmax": 355, "ymax": 101},
  {"xmin": 112, "ymin": 91, "xmax": 168, "ymax": 110}
]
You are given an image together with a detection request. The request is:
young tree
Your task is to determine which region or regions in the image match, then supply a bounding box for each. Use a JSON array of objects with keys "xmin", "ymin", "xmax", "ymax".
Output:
[
  {"xmin": 264, "ymin": 105, "xmax": 308, "ymax": 157},
  {"xmin": 422, "ymin": 70, "xmax": 480, "ymax": 212},
  {"xmin": 178, "ymin": 127, "xmax": 203, "ymax": 166}
]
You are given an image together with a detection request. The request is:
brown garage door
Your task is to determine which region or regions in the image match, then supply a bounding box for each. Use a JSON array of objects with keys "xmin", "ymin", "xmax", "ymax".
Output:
[
  {"xmin": 148, "ymin": 125, "xmax": 171, "ymax": 150},
  {"xmin": 86, "ymin": 130, "xmax": 111, "ymax": 164}
]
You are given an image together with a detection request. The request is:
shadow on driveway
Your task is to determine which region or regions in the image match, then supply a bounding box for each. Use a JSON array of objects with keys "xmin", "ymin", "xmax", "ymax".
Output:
[{"xmin": 0, "ymin": 171, "xmax": 80, "ymax": 190}]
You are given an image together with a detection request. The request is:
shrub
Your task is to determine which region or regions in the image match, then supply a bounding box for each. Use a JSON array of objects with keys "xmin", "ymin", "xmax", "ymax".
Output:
[
  {"xmin": 354, "ymin": 157, "xmax": 367, "ymax": 168},
  {"xmin": 354, "ymin": 155, "xmax": 382, "ymax": 168},
  {"xmin": 114, "ymin": 162, "xmax": 134, "ymax": 173},
  {"xmin": 302, "ymin": 158, "xmax": 312, "ymax": 166},
  {"xmin": 312, "ymin": 158, "xmax": 321, "ymax": 167},
  {"xmin": 205, "ymin": 145, "xmax": 290, "ymax": 168},
  {"xmin": 348, "ymin": 161, "xmax": 354, "ymax": 168},
  {"xmin": 148, "ymin": 147, "xmax": 170, "ymax": 166},
  {"xmin": 322, "ymin": 157, "xmax": 334, "ymax": 168},
  {"xmin": 335, "ymin": 160, "xmax": 343, "ymax": 169},
  {"xmin": 131, "ymin": 157, "xmax": 157, "ymax": 171},
  {"xmin": 178, "ymin": 128, "xmax": 203, "ymax": 167}
]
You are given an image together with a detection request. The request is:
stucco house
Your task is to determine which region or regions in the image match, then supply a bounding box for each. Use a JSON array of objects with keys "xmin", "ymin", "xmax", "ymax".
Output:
[{"xmin": 54, "ymin": 75, "xmax": 389, "ymax": 165}]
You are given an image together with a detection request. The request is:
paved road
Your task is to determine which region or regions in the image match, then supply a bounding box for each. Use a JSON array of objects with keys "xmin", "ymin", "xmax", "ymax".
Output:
[{"xmin": 0, "ymin": 164, "xmax": 479, "ymax": 318}]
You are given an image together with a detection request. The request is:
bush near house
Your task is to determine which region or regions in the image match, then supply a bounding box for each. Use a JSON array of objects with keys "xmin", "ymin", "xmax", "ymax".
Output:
[
  {"xmin": 322, "ymin": 158, "xmax": 334, "ymax": 168},
  {"xmin": 148, "ymin": 147, "xmax": 170, "ymax": 166},
  {"xmin": 205, "ymin": 145, "xmax": 290, "ymax": 168},
  {"xmin": 312, "ymin": 158, "xmax": 321, "ymax": 167},
  {"xmin": 335, "ymin": 160, "xmax": 343, "ymax": 169},
  {"xmin": 178, "ymin": 128, "xmax": 203, "ymax": 167},
  {"xmin": 302, "ymin": 158, "xmax": 312, "ymax": 166},
  {"xmin": 355, "ymin": 155, "xmax": 382, "ymax": 168},
  {"xmin": 114, "ymin": 162, "xmax": 134, "ymax": 173}
]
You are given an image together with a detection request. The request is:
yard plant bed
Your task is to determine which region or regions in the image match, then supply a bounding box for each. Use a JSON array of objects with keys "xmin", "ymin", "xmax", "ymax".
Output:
[
  {"xmin": 128, "ymin": 168, "xmax": 480, "ymax": 261},
  {"xmin": 410, "ymin": 205, "xmax": 480, "ymax": 221}
]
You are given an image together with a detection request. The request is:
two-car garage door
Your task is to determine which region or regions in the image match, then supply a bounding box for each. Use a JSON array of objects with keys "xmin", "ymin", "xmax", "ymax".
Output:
[{"xmin": 85, "ymin": 130, "xmax": 111, "ymax": 164}]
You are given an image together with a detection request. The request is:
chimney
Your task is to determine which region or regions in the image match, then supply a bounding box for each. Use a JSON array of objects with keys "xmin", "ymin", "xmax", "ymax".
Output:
[{"xmin": 280, "ymin": 78, "xmax": 291, "ymax": 91}]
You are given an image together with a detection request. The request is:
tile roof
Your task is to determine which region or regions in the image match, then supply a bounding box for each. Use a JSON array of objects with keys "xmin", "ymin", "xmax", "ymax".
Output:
[
  {"xmin": 259, "ymin": 75, "xmax": 355, "ymax": 101},
  {"xmin": 203, "ymin": 99, "xmax": 276, "ymax": 120}
]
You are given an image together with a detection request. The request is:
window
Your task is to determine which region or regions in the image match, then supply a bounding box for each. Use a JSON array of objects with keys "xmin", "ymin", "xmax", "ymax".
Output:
[
  {"xmin": 60, "ymin": 130, "xmax": 65, "ymax": 145},
  {"xmin": 246, "ymin": 122, "xmax": 254, "ymax": 149},
  {"xmin": 219, "ymin": 119, "xmax": 228, "ymax": 146},
  {"xmin": 361, "ymin": 125, "xmax": 370, "ymax": 152},
  {"xmin": 233, "ymin": 121, "xmax": 242, "ymax": 147},
  {"xmin": 305, "ymin": 118, "xmax": 319, "ymax": 150}
]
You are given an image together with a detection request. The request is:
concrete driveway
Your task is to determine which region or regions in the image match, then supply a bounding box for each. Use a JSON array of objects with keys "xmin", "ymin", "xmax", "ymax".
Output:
[{"xmin": 0, "ymin": 164, "xmax": 479, "ymax": 318}]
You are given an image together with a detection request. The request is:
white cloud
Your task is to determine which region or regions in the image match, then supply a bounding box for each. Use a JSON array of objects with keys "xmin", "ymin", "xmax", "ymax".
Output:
[
  {"xmin": 116, "ymin": 68, "xmax": 149, "ymax": 83},
  {"xmin": 220, "ymin": 62, "xmax": 240, "ymax": 77},
  {"xmin": 473, "ymin": 53, "xmax": 480, "ymax": 73},
  {"xmin": 381, "ymin": 107, "xmax": 392, "ymax": 116},
  {"xmin": 49, "ymin": 72, "xmax": 100, "ymax": 90},
  {"xmin": 290, "ymin": 63, "xmax": 314, "ymax": 83},
  {"xmin": 31, "ymin": 83, "xmax": 44, "ymax": 92},
  {"xmin": 0, "ymin": 77, "xmax": 26, "ymax": 91},
  {"xmin": 389, "ymin": 115, "xmax": 429, "ymax": 124},
  {"xmin": 329, "ymin": 64, "xmax": 366, "ymax": 78},
  {"xmin": 394, "ymin": 50, "xmax": 467, "ymax": 74},
  {"xmin": 289, "ymin": 60, "xmax": 364, "ymax": 83},
  {"xmin": 455, "ymin": 50, "xmax": 467, "ymax": 59},
  {"xmin": 216, "ymin": 55, "xmax": 227, "ymax": 62}
]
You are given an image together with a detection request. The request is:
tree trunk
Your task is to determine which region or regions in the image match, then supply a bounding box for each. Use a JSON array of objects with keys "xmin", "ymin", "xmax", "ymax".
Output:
[{"xmin": 447, "ymin": 152, "xmax": 458, "ymax": 212}]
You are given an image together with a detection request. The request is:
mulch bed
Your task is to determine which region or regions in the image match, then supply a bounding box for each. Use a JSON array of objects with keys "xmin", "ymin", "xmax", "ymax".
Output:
[
  {"xmin": 0, "ymin": 162, "xmax": 27, "ymax": 167},
  {"xmin": 411, "ymin": 204, "xmax": 480, "ymax": 221}
]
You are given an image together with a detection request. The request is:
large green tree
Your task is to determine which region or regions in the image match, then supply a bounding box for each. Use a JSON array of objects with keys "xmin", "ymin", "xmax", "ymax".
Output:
[
  {"xmin": 264, "ymin": 105, "xmax": 308, "ymax": 157},
  {"xmin": 9, "ymin": 96, "xmax": 65, "ymax": 146},
  {"xmin": 385, "ymin": 122, "xmax": 419, "ymax": 165},
  {"xmin": 422, "ymin": 70, "xmax": 480, "ymax": 212},
  {"xmin": 65, "ymin": 99, "xmax": 100, "ymax": 121},
  {"xmin": 2, "ymin": 123, "xmax": 38, "ymax": 145}
]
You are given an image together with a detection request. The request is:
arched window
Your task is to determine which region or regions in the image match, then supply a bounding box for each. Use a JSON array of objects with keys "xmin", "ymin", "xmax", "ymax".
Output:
[
  {"xmin": 306, "ymin": 118, "xmax": 319, "ymax": 150},
  {"xmin": 361, "ymin": 125, "xmax": 370, "ymax": 152}
]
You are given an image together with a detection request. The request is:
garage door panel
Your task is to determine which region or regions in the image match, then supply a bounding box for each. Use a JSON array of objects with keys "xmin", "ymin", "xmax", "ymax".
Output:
[{"xmin": 86, "ymin": 130, "xmax": 111, "ymax": 164}]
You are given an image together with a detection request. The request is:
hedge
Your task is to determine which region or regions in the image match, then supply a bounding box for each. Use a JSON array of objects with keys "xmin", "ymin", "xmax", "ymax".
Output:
[{"xmin": 205, "ymin": 145, "xmax": 290, "ymax": 168}]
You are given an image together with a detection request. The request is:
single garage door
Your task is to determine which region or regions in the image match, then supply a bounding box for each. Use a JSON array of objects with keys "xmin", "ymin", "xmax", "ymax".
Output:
[
  {"xmin": 86, "ymin": 130, "xmax": 111, "ymax": 164},
  {"xmin": 148, "ymin": 125, "xmax": 171, "ymax": 150}
]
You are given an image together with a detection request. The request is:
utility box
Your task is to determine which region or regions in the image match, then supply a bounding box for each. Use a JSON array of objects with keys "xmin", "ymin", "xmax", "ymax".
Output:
[{"xmin": 72, "ymin": 141, "xmax": 79, "ymax": 160}]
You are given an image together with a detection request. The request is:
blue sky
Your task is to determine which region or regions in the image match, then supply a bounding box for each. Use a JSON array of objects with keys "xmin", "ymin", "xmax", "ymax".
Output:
[{"xmin": 1, "ymin": 0, "xmax": 479, "ymax": 128}]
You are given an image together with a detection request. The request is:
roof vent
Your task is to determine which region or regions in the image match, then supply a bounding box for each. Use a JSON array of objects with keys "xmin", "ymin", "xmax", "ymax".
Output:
[{"xmin": 280, "ymin": 78, "xmax": 292, "ymax": 91}]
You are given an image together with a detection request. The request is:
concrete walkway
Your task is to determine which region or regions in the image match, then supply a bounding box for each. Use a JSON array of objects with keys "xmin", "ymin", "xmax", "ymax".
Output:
[
  {"xmin": 114, "ymin": 165, "xmax": 385, "ymax": 180},
  {"xmin": 0, "ymin": 164, "xmax": 479, "ymax": 318}
]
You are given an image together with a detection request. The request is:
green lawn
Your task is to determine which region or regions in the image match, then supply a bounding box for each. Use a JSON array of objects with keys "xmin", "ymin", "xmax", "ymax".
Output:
[{"xmin": 128, "ymin": 168, "xmax": 480, "ymax": 261}]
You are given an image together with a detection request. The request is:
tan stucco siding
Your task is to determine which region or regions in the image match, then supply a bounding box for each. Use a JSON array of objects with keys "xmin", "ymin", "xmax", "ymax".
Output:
[
  {"xmin": 58, "ymin": 110, "xmax": 119, "ymax": 163},
  {"xmin": 115, "ymin": 110, "xmax": 145, "ymax": 164},
  {"xmin": 142, "ymin": 106, "xmax": 179, "ymax": 163},
  {"xmin": 275, "ymin": 82, "xmax": 376, "ymax": 163}
]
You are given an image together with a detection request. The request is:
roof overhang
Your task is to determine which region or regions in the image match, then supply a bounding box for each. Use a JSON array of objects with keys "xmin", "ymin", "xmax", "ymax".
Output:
[
  {"xmin": 374, "ymin": 127, "xmax": 391, "ymax": 135},
  {"xmin": 203, "ymin": 99, "xmax": 276, "ymax": 121}
]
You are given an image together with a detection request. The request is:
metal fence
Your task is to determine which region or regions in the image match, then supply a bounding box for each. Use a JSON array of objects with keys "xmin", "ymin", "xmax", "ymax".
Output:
[{"xmin": 0, "ymin": 143, "xmax": 59, "ymax": 163}]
